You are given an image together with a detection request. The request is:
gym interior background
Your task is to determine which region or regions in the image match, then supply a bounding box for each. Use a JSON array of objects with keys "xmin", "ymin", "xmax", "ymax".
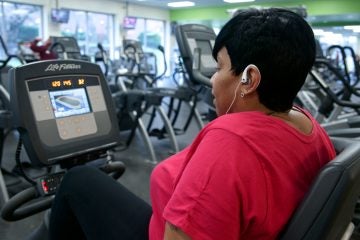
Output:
[
  {"xmin": 1, "ymin": 0, "xmax": 360, "ymax": 76},
  {"xmin": 0, "ymin": 0, "xmax": 360, "ymax": 239}
]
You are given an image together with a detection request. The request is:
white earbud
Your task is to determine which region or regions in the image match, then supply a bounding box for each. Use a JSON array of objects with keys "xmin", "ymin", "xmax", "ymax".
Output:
[{"xmin": 241, "ymin": 64, "xmax": 254, "ymax": 84}]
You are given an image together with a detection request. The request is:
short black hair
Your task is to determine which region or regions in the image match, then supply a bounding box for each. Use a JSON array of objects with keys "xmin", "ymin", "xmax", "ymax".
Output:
[{"xmin": 213, "ymin": 8, "xmax": 316, "ymax": 112}]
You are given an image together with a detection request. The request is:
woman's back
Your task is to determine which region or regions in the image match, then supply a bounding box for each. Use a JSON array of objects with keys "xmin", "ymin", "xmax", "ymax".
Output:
[{"xmin": 150, "ymin": 110, "xmax": 335, "ymax": 240}]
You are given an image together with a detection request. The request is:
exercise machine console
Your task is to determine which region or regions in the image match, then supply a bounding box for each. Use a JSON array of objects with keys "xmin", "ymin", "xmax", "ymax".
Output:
[
  {"xmin": 1, "ymin": 60, "xmax": 122, "ymax": 221},
  {"xmin": 175, "ymin": 24, "xmax": 217, "ymax": 87},
  {"xmin": 175, "ymin": 24, "xmax": 217, "ymax": 119},
  {"xmin": 50, "ymin": 36, "xmax": 89, "ymax": 61},
  {"xmin": 10, "ymin": 60, "xmax": 120, "ymax": 166}
]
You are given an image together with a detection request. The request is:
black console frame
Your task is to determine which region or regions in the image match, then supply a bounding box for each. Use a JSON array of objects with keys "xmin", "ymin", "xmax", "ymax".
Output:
[{"xmin": 10, "ymin": 60, "xmax": 120, "ymax": 166}]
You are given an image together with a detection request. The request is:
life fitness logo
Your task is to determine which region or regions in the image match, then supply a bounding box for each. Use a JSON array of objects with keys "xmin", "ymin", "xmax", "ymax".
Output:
[{"xmin": 45, "ymin": 63, "xmax": 81, "ymax": 72}]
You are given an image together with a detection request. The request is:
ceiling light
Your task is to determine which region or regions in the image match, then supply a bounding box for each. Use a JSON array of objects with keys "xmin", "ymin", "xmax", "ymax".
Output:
[
  {"xmin": 167, "ymin": 1, "xmax": 195, "ymax": 7},
  {"xmin": 223, "ymin": 0, "xmax": 255, "ymax": 3}
]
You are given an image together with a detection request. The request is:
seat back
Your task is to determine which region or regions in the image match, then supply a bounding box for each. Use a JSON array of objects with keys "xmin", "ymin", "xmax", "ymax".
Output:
[{"xmin": 280, "ymin": 137, "xmax": 360, "ymax": 240}]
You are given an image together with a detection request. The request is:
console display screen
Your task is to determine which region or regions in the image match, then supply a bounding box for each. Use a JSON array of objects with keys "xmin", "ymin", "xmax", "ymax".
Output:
[
  {"xmin": 49, "ymin": 88, "xmax": 91, "ymax": 118},
  {"xmin": 195, "ymin": 40, "xmax": 217, "ymax": 69}
]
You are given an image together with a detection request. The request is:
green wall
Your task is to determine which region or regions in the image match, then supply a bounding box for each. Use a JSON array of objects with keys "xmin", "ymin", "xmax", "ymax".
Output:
[{"xmin": 170, "ymin": 0, "xmax": 360, "ymax": 25}]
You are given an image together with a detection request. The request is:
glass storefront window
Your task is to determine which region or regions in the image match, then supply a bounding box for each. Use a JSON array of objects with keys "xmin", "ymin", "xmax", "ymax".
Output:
[
  {"xmin": 0, "ymin": 2, "xmax": 42, "ymax": 55},
  {"xmin": 60, "ymin": 10, "xmax": 114, "ymax": 59},
  {"xmin": 124, "ymin": 17, "xmax": 166, "ymax": 77},
  {"xmin": 87, "ymin": 12, "xmax": 114, "ymax": 57},
  {"xmin": 60, "ymin": 10, "xmax": 87, "ymax": 53}
]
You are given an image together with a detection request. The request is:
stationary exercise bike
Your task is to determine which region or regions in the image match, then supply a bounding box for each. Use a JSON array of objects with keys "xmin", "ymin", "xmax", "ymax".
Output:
[{"xmin": 0, "ymin": 60, "xmax": 125, "ymax": 239}]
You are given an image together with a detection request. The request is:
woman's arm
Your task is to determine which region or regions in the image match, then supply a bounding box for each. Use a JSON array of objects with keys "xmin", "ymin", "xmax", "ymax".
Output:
[{"xmin": 164, "ymin": 222, "xmax": 191, "ymax": 240}]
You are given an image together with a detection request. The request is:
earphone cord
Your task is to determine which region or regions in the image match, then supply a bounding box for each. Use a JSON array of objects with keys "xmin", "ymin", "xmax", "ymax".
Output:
[{"xmin": 225, "ymin": 81, "xmax": 242, "ymax": 114}]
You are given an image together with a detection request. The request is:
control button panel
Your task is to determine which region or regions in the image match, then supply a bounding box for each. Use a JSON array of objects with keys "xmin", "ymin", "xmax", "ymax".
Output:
[
  {"xmin": 56, "ymin": 113, "xmax": 97, "ymax": 140},
  {"xmin": 37, "ymin": 172, "xmax": 65, "ymax": 196}
]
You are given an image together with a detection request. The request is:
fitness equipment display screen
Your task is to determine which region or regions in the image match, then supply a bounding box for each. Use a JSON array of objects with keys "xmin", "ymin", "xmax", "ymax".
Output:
[
  {"xmin": 27, "ymin": 74, "xmax": 109, "ymax": 143},
  {"xmin": 195, "ymin": 40, "xmax": 212, "ymax": 55},
  {"xmin": 49, "ymin": 88, "xmax": 91, "ymax": 118},
  {"xmin": 195, "ymin": 39, "xmax": 217, "ymax": 69}
]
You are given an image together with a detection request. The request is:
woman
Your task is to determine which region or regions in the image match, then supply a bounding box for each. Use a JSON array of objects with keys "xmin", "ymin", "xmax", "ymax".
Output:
[{"xmin": 48, "ymin": 8, "xmax": 335, "ymax": 240}]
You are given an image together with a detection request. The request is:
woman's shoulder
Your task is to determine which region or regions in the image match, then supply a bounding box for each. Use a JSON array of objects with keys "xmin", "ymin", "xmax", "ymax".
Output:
[
  {"xmin": 210, "ymin": 111, "xmax": 265, "ymax": 124},
  {"xmin": 197, "ymin": 111, "xmax": 270, "ymax": 141},
  {"xmin": 206, "ymin": 111, "xmax": 268, "ymax": 131}
]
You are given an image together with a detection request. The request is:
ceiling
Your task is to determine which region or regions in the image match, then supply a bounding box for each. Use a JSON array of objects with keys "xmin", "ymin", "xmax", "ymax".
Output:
[
  {"xmin": 119, "ymin": 0, "xmax": 290, "ymax": 9},
  {"xmin": 118, "ymin": 0, "xmax": 360, "ymax": 38},
  {"xmin": 118, "ymin": 0, "xmax": 360, "ymax": 26}
]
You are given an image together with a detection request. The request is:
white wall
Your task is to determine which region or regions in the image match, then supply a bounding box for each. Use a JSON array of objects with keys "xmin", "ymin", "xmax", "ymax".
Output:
[{"xmin": 126, "ymin": 3, "xmax": 169, "ymax": 20}]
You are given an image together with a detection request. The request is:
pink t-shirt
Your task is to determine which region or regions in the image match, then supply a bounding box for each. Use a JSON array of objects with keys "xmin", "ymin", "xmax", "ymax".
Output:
[{"xmin": 149, "ymin": 110, "xmax": 335, "ymax": 240}]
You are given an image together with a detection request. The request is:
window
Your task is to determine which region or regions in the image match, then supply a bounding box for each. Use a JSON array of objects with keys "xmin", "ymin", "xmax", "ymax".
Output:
[
  {"xmin": 60, "ymin": 10, "xmax": 114, "ymax": 59},
  {"xmin": 0, "ymin": 2, "xmax": 42, "ymax": 55},
  {"xmin": 60, "ymin": 10, "xmax": 86, "ymax": 52},
  {"xmin": 87, "ymin": 12, "xmax": 114, "ymax": 57},
  {"xmin": 124, "ymin": 18, "xmax": 166, "ymax": 77}
]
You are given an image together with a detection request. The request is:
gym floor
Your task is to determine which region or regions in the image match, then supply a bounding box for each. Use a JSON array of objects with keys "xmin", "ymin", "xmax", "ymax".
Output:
[{"xmin": 0, "ymin": 77, "xmax": 205, "ymax": 239}]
